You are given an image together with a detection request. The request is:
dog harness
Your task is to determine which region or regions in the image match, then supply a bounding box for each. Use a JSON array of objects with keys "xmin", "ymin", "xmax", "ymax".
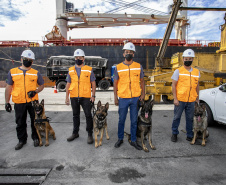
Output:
[
  {"xmin": 94, "ymin": 116, "xmax": 107, "ymax": 129},
  {"xmin": 35, "ymin": 117, "xmax": 50, "ymax": 125}
]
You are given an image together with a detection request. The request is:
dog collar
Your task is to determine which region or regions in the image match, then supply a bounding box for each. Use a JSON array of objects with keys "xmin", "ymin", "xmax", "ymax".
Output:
[
  {"xmin": 35, "ymin": 117, "xmax": 49, "ymax": 124},
  {"xmin": 139, "ymin": 116, "xmax": 152, "ymax": 126}
]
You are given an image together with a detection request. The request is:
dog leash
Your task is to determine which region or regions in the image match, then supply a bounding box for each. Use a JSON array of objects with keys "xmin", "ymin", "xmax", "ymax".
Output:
[{"xmin": 91, "ymin": 102, "xmax": 97, "ymax": 116}]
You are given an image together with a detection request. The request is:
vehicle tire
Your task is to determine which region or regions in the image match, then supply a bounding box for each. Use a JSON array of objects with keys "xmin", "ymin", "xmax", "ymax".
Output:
[
  {"xmin": 57, "ymin": 81, "xmax": 67, "ymax": 92},
  {"xmin": 204, "ymin": 103, "xmax": 216, "ymax": 127},
  {"xmin": 98, "ymin": 79, "xmax": 110, "ymax": 90},
  {"xmin": 162, "ymin": 95, "xmax": 173, "ymax": 104}
]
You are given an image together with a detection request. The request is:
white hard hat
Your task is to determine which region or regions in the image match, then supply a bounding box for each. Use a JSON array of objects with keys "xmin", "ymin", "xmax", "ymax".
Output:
[
  {"xmin": 182, "ymin": 49, "xmax": 195, "ymax": 57},
  {"xmin": 21, "ymin": 49, "xmax": 35, "ymax": 60},
  {"xmin": 122, "ymin": 42, "xmax": 136, "ymax": 52},
  {"xmin": 74, "ymin": 49, "xmax": 85, "ymax": 57}
]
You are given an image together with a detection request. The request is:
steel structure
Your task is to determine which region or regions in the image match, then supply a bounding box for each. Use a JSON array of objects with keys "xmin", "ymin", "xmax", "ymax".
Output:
[{"xmin": 55, "ymin": 0, "xmax": 186, "ymax": 39}]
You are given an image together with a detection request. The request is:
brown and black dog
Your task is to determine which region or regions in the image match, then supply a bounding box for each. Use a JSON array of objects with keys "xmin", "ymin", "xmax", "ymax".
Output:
[
  {"xmin": 191, "ymin": 102, "xmax": 209, "ymax": 146},
  {"xmin": 93, "ymin": 101, "xmax": 109, "ymax": 148},
  {"xmin": 33, "ymin": 99, "xmax": 56, "ymax": 146},
  {"xmin": 136, "ymin": 97, "xmax": 156, "ymax": 152},
  {"xmin": 125, "ymin": 96, "xmax": 156, "ymax": 152}
]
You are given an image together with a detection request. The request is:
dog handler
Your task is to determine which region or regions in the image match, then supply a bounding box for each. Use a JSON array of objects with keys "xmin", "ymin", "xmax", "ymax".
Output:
[
  {"xmin": 65, "ymin": 49, "xmax": 96, "ymax": 144},
  {"xmin": 114, "ymin": 42, "xmax": 145, "ymax": 150},
  {"xmin": 171, "ymin": 49, "xmax": 200, "ymax": 142},
  {"xmin": 5, "ymin": 49, "xmax": 44, "ymax": 150}
]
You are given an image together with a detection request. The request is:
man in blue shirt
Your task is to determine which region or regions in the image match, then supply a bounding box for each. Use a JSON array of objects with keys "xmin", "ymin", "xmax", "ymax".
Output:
[
  {"xmin": 5, "ymin": 49, "xmax": 44, "ymax": 150},
  {"xmin": 65, "ymin": 49, "xmax": 96, "ymax": 144}
]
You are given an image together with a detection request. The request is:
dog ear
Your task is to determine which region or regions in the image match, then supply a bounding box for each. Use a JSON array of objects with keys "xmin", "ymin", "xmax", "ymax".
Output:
[
  {"xmin": 33, "ymin": 100, "xmax": 38, "ymax": 105},
  {"xmin": 148, "ymin": 95, "xmax": 152, "ymax": 101},
  {"xmin": 105, "ymin": 102, "xmax": 109, "ymax": 111},
  {"xmin": 97, "ymin": 101, "xmax": 101, "ymax": 108},
  {"xmin": 201, "ymin": 103, "xmax": 206, "ymax": 110},
  {"xmin": 140, "ymin": 100, "xmax": 144, "ymax": 107},
  {"xmin": 150, "ymin": 99, "xmax": 154, "ymax": 108},
  {"xmin": 195, "ymin": 101, "xmax": 199, "ymax": 108},
  {"xmin": 40, "ymin": 99, "xmax": 44, "ymax": 106}
]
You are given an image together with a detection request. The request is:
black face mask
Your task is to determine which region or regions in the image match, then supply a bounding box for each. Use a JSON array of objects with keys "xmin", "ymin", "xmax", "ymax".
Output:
[
  {"xmin": 125, "ymin": 54, "xmax": 133, "ymax": 61},
  {"xmin": 75, "ymin": 59, "xmax": 83, "ymax": 65},
  {"xmin": 23, "ymin": 59, "xmax": 32, "ymax": 67},
  {"xmin": 184, "ymin": 60, "xmax": 192, "ymax": 66}
]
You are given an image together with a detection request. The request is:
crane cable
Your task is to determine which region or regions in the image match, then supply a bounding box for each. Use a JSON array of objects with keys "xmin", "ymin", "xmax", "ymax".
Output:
[{"xmin": 0, "ymin": 49, "xmax": 46, "ymax": 68}]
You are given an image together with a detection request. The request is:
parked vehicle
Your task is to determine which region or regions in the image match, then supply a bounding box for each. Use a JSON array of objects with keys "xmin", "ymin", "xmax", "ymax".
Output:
[
  {"xmin": 46, "ymin": 56, "xmax": 112, "ymax": 91},
  {"xmin": 199, "ymin": 83, "xmax": 226, "ymax": 126}
]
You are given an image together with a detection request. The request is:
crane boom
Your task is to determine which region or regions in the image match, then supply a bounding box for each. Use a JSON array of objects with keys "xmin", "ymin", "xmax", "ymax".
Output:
[{"xmin": 155, "ymin": 0, "xmax": 182, "ymax": 68}]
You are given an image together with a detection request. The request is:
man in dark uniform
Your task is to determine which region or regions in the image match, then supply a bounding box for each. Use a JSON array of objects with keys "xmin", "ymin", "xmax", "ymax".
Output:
[
  {"xmin": 65, "ymin": 49, "xmax": 96, "ymax": 144},
  {"xmin": 5, "ymin": 49, "xmax": 44, "ymax": 150}
]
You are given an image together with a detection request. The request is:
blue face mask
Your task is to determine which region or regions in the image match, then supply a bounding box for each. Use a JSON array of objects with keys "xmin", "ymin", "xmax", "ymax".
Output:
[{"xmin": 75, "ymin": 59, "xmax": 83, "ymax": 65}]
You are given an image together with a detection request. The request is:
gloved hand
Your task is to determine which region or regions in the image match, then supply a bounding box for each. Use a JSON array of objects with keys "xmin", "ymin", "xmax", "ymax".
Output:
[
  {"xmin": 27, "ymin": 91, "xmax": 37, "ymax": 98},
  {"xmin": 5, "ymin": 103, "xmax": 12, "ymax": 112}
]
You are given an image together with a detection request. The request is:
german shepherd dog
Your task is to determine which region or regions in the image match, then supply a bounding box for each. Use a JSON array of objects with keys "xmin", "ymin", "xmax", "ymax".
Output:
[
  {"xmin": 125, "ymin": 96, "xmax": 156, "ymax": 152},
  {"xmin": 93, "ymin": 101, "xmax": 109, "ymax": 148},
  {"xmin": 190, "ymin": 102, "xmax": 209, "ymax": 146},
  {"xmin": 33, "ymin": 99, "xmax": 56, "ymax": 146}
]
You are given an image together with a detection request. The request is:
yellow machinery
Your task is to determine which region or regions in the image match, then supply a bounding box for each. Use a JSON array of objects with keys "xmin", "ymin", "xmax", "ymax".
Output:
[{"xmin": 145, "ymin": 14, "xmax": 226, "ymax": 103}]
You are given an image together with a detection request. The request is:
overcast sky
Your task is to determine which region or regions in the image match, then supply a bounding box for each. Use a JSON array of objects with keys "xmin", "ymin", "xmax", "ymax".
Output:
[{"xmin": 0, "ymin": 0, "xmax": 225, "ymax": 43}]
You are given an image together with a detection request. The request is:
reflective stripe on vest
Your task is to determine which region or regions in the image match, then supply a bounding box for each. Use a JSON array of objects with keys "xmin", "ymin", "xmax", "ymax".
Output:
[
  {"xmin": 117, "ymin": 61, "xmax": 141, "ymax": 98},
  {"xmin": 68, "ymin": 65, "xmax": 92, "ymax": 98},
  {"xmin": 10, "ymin": 67, "xmax": 39, "ymax": 103},
  {"xmin": 176, "ymin": 66, "xmax": 199, "ymax": 102}
]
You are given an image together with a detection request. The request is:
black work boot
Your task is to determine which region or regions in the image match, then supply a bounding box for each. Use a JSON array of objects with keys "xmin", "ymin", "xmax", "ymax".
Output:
[
  {"xmin": 186, "ymin": 137, "xmax": 193, "ymax": 141},
  {"xmin": 87, "ymin": 134, "xmax": 94, "ymax": 144},
  {"xmin": 114, "ymin": 139, "xmax": 123, "ymax": 148},
  {"xmin": 15, "ymin": 141, "xmax": 26, "ymax": 150},
  {"xmin": 130, "ymin": 141, "xmax": 142, "ymax": 150},
  {"xmin": 171, "ymin": 134, "xmax": 178, "ymax": 142},
  {"xmin": 67, "ymin": 133, "xmax": 79, "ymax": 142}
]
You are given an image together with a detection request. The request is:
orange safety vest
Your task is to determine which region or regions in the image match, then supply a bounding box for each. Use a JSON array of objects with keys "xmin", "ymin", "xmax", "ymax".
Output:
[
  {"xmin": 176, "ymin": 66, "xmax": 199, "ymax": 102},
  {"xmin": 68, "ymin": 65, "xmax": 92, "ymax": 98},
  {"xmin": 10, "ymin": 67, "xmax": 39, "ymax": 103},
  {"xmin": 117, "ymin": 61, "xmax": 141, "ymax": 98}
]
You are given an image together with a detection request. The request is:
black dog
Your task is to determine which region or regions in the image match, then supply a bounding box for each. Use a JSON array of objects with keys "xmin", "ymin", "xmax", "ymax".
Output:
[
  {"xmin": 125, "ymin": 96, "xmax": 156, "ymax": 152},
  {"xmin": 137, "ymin": 96, "xmax": 156, "ymax": 152}
]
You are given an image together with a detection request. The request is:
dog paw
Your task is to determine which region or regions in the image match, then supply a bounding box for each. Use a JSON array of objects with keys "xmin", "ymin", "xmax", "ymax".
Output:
[
  {"xmin": 99, "ymin": 142, "xmax": 102, "ymax": 146},
  {"xmin": 190, "ymin": 142, "xmax": 195, "ymax": 145},
  {"xmin": 53, "ymin": 137, "xmax": 56, "ymax": 140},
  {"xmin": 39, "ymin": 143, "xmax": 43, "ymax": 147},
  {"xmin": 106, "ymin": 137, "xmax": 110, "ymax": 140},
  {"xmin": 144, "ymin": 148, "xmax": 149, "ymax": 152},
  {"xmin": 45, "ymin": 143, "xmax": 49, "ymax": 147},
  {"xmin": 151, "ymin": 146, "xmax": 156, "ymax": 150},
  {"xmin": 201, "ymin": 143, "xmax": 206, "ymax": 146},
  {"xmin": 95, "ymin": 144, "xmax": 99, "ymax": 148}
]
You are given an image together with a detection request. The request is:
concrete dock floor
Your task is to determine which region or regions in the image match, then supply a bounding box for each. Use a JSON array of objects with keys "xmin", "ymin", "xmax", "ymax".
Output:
[{"xmin": 0, "ymin": 88, "xmax": 226, "ymax": 184}]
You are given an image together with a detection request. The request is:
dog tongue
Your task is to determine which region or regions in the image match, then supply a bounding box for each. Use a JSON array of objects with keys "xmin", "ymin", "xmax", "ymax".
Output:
[
  {"xmin": 145, "ymin": 113, "xmax": 148, "ymax": 118},
  {"xmin": 198, "ymin": 116, "xmax": 201, "ymax": 122}
]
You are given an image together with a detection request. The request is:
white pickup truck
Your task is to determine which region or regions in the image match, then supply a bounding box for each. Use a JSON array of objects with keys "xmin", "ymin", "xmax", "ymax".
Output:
[{"xmin": 199, "ymin": 83, "xmax": 226, "ymax": 126}]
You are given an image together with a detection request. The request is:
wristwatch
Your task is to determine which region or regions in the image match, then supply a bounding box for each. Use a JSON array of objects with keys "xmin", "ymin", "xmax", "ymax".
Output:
[{"xmin": 92, "ymin": 95, "xmax": 96, "ymax": 98}]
